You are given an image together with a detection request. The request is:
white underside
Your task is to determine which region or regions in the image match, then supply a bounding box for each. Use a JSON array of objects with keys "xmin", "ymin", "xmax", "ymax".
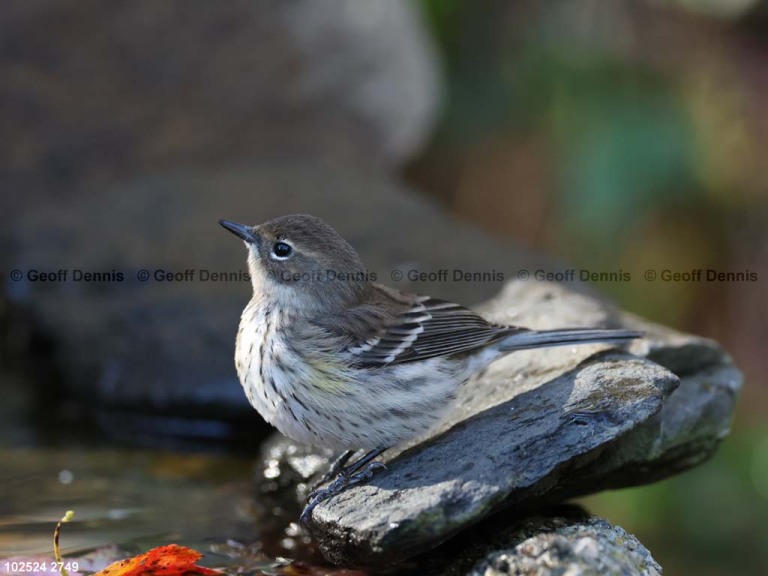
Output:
[{"xmin": 235, "ymin": 299, "xmax": 498, "ymax": 450}]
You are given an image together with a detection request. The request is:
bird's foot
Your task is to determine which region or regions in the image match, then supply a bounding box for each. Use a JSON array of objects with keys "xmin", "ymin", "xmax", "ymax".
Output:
[
  {"xmin": 300, "ymin": 448, "xmax": 387, "ymax": 526},
  {"xmin": 307, "ymin": 449, "xmax": 355, "ymax": 495},
  {"xmin": 300, "ymin": 461, "xmax": 386, "ymax": 525}
]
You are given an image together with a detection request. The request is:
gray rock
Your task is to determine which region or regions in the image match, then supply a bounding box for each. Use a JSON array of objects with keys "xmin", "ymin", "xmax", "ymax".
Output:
[
  {"xmin": 452, "ymin": 514, "xmax": 661, "ymax": 576},
  {"xmin": 308, "ymin": 355, "xmax": 676, "ymax": 566},
  {"xmin": 553, "ymin": 310, "xmax": 742, "ymax": 496},
  {"xmin": 0, "ymin": 0, "xmax": 439, "ymax": 213},
  {"xmin": 292, "ymin": 281, "xmax": 740, "ymax": 567}
]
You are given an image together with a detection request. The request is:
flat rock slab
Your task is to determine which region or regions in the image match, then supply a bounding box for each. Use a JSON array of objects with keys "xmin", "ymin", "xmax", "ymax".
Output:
[
  {"xmin": 301, "ymin": 281, "xmax": 741, "ymax": 567},
  {"xmin": 309, "ymin": 352, "xmax": 677, "ymax": 566}
]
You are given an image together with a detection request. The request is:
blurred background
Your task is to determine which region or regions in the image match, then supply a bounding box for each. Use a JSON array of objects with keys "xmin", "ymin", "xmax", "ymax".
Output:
[
  {"xmin": 1, "ymin": 1, "xmax": 766, "ymax": 574},
  {"xmin": 412, "ymin": 2, "xmax": 768, "ymax": 574},
  {"xmin": 411, "ymin": 2, "xmax": 768, "ymax": 574}
]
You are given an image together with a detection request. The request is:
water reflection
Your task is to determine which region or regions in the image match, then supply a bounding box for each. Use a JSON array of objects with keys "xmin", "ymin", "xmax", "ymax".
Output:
[{"xmin": 0, "ymin": 449, "xmax": 259, "ymax": 557}]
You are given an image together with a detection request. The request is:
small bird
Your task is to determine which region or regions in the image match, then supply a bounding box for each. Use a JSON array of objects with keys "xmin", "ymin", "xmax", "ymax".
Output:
[{"xmin": 219, "ymin": 214, "xmax": 640, "ymax": 523}]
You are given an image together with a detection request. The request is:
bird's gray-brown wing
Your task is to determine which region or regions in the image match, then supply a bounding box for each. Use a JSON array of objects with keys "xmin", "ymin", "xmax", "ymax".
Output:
[{"xmin": 333, "ymin": 287, "xmax": 524, "ymax": 366}]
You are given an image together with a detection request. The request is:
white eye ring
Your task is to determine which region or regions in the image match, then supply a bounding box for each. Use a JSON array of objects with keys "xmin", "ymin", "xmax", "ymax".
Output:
[{"xmin": 270, "ymin": 240, "xmax": 294, "ymax": 260}]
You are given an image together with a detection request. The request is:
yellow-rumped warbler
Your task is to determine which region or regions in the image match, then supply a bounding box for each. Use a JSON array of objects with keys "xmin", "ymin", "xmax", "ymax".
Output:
[{"xmin": 219, "ymin": 214, "xmax": 641, "ymax": 523}]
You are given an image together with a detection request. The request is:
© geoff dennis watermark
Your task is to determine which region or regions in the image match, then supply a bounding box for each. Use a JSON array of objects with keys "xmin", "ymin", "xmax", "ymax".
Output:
[
  {"xmin": 515, "ymin": 268, "xmax": 759, "ymax": 283},
  {"xmin": 390, "ymin": 269, "xmax": 505, "ymax": 282},
  {"xmin": 2, "ymin": 266, "xmax": 760, "ymax": 285}
]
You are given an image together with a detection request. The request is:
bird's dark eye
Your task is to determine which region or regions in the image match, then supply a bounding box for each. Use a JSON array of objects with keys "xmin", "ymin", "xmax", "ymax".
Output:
[{"xmin": 272, "ymin": 241, "xmax": 293, "ymax": 259}]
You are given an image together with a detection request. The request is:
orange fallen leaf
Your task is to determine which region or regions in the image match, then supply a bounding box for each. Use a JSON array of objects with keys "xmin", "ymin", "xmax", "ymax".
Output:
[{"xmin": 93, "ymin": 545, "xmax": 224, "ymax": 576}]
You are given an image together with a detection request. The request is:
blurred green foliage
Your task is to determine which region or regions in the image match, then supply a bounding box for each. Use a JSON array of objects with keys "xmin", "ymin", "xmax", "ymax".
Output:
[{"xmin": 416, "ymin": 1, "xmax": 768, "ymax": 573}]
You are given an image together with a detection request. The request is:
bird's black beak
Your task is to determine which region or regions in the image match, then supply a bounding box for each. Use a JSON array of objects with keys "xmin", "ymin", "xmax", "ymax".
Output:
[{"xmin": 219, "ymin": 219, "xmax": 256, "ymax": 243}]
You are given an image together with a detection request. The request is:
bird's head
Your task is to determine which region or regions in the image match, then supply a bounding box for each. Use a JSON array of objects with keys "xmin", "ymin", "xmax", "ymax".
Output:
[{"xmin": 219, "ymin": 214, "xmax": 370, "ymax": 313}]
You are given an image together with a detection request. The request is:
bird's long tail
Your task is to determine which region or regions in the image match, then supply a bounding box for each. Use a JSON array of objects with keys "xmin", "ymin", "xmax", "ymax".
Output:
[{"xmin": 497, "ymin": 328, "xmax": 642, "ymax": 352}]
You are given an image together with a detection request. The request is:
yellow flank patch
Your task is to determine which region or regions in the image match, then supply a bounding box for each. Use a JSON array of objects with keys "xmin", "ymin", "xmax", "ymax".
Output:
[{"xmin": 305, "ymin": 355, "xmax": 351, "ymax": 394}]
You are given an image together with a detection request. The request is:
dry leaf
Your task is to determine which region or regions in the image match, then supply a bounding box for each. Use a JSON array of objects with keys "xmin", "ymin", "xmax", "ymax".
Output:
[{"xmin": 93, "ymin": 545, "xmax": 223, "ymax": 576}]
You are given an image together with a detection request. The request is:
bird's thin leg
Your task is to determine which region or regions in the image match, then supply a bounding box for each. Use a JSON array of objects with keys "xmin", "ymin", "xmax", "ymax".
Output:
[
  {"xmin": 306, "ymin": 447, "xmax": 385, "ymax": 500},
  {"xmin": 301, "ymin": 447, "xmax": 387, "ymax": 525},
  {"xmin": 341, "ymin": 447, "xmax": 387, "ymax": 477},
  {"xmin": 308, "ymin": 449, "xmax": 356, "ymax": 493}
]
